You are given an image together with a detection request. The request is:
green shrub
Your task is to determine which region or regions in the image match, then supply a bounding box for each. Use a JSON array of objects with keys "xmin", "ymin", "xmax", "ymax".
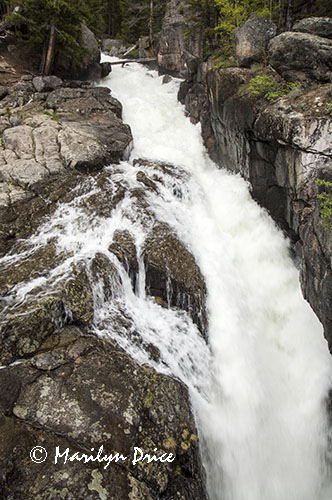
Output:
[
  {"xmin": 246, "ymin": 74, "xmax": 298, "ymax": 102},
  {"xmin": 214, "ymin": 59, "xmax": 237, "ymax": 69},
  {"xmin": 316, "ymin": 179, "xmax": 332, "ymax": 230},
  {"xmin": 128, "ymin": 48, "xmax": 139, "ymax": 59},
  {"xmin": 43, "ymin": 110, "xmax": 59, "ymax": 121}
]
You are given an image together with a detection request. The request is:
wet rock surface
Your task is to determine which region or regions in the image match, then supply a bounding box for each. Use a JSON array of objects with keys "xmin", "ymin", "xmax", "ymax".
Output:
[
  {"xmin": 0, "ymin": 172, "xmax": 83, "ymax": 258},
  {"xmin": 0, "ymin": 152, "xmax": 208, "ymax": 497},
  {"xmin": 0, "ymin": 331, "xmax": 206, "ymax": 499},
  {"xmin": 0, "ymin": 37, "xmax": 208, "ymax": 493},
  {"xmin": 144, "ymin": 222, "xmax": 207, "ymax": 336}
]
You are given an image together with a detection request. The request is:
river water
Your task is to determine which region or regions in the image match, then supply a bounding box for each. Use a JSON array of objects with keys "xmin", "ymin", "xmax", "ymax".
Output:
[
  {"xmin": 2, "ymin": 57, "xmax": 331, "ymax": 499},
  {"xmin": 97, "ymin": 57, "xmax": 332, "ymax": 500}
]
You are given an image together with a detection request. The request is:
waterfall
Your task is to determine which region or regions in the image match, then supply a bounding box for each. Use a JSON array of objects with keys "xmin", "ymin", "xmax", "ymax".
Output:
[
  {"xmin": 98, "ymin": 57, "xmax": 332, "ymax": 500},
  {"xmin": 2, "ymin": 56, "xmax": 332, "ymax": 499}
]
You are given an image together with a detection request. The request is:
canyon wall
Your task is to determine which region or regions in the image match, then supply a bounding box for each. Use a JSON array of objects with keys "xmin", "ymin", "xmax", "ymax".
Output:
[
  {"xmin": 179, "ymin": 62, "xmax": 332, "ymax": 351},
  {"xmin": 172, "ymin": 9, "xmax": 332, "ymax": 353}
]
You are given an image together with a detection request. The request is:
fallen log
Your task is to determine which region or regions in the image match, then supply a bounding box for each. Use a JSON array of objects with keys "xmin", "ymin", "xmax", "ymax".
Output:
[{"xmin": 108, "ymin": 58, "xmax": 156, "ymax": 66}]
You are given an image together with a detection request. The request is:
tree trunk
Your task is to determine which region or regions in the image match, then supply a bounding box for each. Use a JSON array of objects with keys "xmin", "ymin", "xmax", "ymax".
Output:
[
  {"xmin": 39, "ymin": 44, "xmax": 47, "ymax": 74},
  {"xmin": 107, "ymin": 0, "xmax": 112, "ymax": 36},
  {"xmin": 149, "ymin": 0, "xmax": 154, "ymax": 47},
  {"xmin": 44, "ymin": 23, "xmax": 56, "ymax": 75}
]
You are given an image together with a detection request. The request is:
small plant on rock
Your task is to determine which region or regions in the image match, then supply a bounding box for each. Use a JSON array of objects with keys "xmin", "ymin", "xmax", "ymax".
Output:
[
  {"xmin": 214, "ymin": 59, "xmax": 237, "ymax": 69},
  {"xmin": 325, "ymin": 101, "xmax": 332, "ymax": 116},
  {"xmin": 246, "ymin": 74, "xmax": 298, "ymax": 102},
  {"xmin": 316, "ymin": 179, "xmax": 332, "ymax": 230}
]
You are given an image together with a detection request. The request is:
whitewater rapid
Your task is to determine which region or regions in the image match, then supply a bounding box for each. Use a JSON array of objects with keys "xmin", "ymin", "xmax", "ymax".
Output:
[
  {"xmin": 3, "ymin": 54, "xmax": 330, "ymax": 499},
  {"xmin": 97, "ymin": 56, "xmax": 332, "ymax": 500}
]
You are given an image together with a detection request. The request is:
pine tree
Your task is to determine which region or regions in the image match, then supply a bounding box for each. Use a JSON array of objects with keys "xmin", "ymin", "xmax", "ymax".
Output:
[
  {"xmin": 119, "ymin": 0, "xmax": 166, "ymax": 44},
  {"xmin": 212, "ymin": 0, "xmax": 276, "ymax": 57},
  {"xmin": 0, "ymin": 0, "xmax": 9, "ymax": 17},
  {"xmin": 104, "ymin": 0, "xmax": 122, "ymax": 36},
  {"xmin": 8, "ymin": 0, "xmax": 91, "ymax": 74},
  {"xmin": 185, "ymin": 0, "xmax": 219, "ymax": 54},
  {"xmin": 80, "ymin": 0, "xmax": 106, "ymax": 36}
]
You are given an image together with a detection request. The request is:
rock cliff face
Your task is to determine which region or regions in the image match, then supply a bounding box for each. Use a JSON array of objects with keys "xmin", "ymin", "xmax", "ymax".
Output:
[
  {"xmin": 177, "ymin": 14, "xmax": 332, "ymax": 352},
  {"xmin": 157, "ymin": 0, "xmax": 202, "ymax": 77},
  {"xmin": 180, "ymin": 63, "xmax": 332, "ymax": 351}
]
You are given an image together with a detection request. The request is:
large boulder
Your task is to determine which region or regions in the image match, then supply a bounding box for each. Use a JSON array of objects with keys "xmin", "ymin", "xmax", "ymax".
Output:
[
  {"xmin": 78, "ymin": 23, "xmax": 101, "ymax": 79},
  {"xmin": 292, "ymin": 17, "xmax": 332, "ymax": 39},
  {"xmin": 100, "ymin": 61, "xmax": 112, "ymax": 78},
  {"xmin": 55, "ymin": 23, "xmax": 105, "ymax": 80},
  {"xmin": 102, "ymin": 38, "xmax": 127, "ymax": 56},
  {"xmin": 234, "ymin": 17, "xmax": 277, "ymax": 68},
  {"xmin": 80, "ymin": 23, "xmax": 100, "ymax": 66},
  {"xmin": 32, "ymin": 75, "xmax": 63, "ymax": 93},
  {"xmin": 143, "ymin": 222, "xmax": 207, "ymax": 336},
  {"xmin": 268, "ymin": 31, "xmax": 332, "ymax": 82},
  {"xmin": 0, "ymin": 83, "xmax": 132, "ymax": 257},
  {"xmin": 0, "ymin": 85, "xmax": 132, "ymax": 182},
  {"xmin": 0, "ymin": 332, "xmax": 206, "ymax": 499}
]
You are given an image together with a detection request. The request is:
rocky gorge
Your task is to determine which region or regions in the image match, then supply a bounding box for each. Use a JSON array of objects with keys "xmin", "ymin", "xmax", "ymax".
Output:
[
  {"xmin": 1, "ymin": 2, "xmax": 332, "ymax": 499},
  {"xmin": 167, "ymin": 10, "xmax": 332, "ymax": 353}
]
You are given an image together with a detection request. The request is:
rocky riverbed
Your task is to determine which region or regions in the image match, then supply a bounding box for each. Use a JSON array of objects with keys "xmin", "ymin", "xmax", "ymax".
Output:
[
  {"xmin": 0, "ymin": 75, "xmax": 207, "ymax": 498},
  {"xmin": 0, "ymin": 77, "xmax": 132, "ymax": 256}
]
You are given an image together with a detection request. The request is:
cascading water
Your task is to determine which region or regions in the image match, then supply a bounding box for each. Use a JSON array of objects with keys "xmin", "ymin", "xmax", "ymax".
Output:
[
  {"xmin": 97, "ymin": 58, "xmax": 332, "ymax": 500},
  {"xmin": 2, "ymin": 57, "xmax": 332, "ymax": 499}
]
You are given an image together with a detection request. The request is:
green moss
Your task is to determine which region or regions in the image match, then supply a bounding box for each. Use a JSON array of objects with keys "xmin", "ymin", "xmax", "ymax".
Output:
[
  {"xmin": 43, "ymin": 110, "xmax": 59, "ymax": 121},
  {"xmin": 325, "ymin": 101, "xmax": 332, "ymax": 116},
  {"xmin": 143, "ymin": 390, "xmax": 154, "ymax": 408}
]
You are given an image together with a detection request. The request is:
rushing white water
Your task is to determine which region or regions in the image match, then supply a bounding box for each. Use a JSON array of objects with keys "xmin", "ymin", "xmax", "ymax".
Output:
[
  {"xmin": 99, "ymin": 57, "xmax": 332, "ymax": 500},
  {"xmin": 2, "ymin": 57, "xmax": 332, "ymax": 499}
]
